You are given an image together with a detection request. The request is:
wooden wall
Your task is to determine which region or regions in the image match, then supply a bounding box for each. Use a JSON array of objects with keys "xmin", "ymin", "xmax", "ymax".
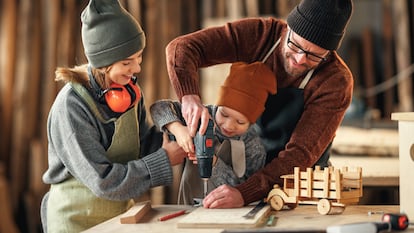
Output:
[{"xmin": 0, "ymin": 1, "xmax": 413, "ymax": 233}]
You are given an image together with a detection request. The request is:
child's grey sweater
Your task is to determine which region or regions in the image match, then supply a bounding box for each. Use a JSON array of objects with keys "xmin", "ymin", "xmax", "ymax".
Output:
[{"xmin": 150, "ymin": 100, "xmax": 266, "ymax": 188}]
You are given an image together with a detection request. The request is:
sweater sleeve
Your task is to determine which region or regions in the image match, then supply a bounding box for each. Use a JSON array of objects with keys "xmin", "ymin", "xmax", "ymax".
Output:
[
  {"xmin": 43, "ymin": 86, "xmax": 173, "ymax": 201},
  {"xmin": 149, "ymin": 99, "xmax": 185, "ymax": 131},
  {"xmin": 166, "ymin": 18, "xmax": 283, "ymax": 100}
]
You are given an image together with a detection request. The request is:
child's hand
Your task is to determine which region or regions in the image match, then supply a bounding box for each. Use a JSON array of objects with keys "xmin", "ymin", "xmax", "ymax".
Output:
[{"xmin": 166, "ymin": 122, "xmax": 195, "ymax": 154}]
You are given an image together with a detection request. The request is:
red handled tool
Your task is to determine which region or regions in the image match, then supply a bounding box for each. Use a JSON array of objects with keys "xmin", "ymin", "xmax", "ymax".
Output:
[
  {"xmin": 327, "ymin": 213, "xmax": 410, "ymax": 233},
  {"xmin": 381, "ymin": 213, "xmax": 409, "ymax": 231}
]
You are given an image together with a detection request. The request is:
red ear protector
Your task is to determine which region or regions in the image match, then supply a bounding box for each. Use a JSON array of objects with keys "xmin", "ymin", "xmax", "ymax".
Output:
[
  {"xmin": 103, "ymin": 79, "xmax": 140, "ymax": 112},
  {"xmin": 88, "ymin": 66, "xmax": 141, "ymax": 113}
]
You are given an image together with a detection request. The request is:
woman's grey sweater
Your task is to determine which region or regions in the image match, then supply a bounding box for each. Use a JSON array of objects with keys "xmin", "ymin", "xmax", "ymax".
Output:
[{"xmin": 42, "ymin": 83, "xmax": 173, "ymax": 201}]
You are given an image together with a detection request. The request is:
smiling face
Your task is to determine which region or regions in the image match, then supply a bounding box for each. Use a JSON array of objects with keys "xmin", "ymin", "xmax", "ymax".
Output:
[
  {"xmin": 105, "ymin": 50, "xmax": 144, "ymax": 85},
  {"xmin": 281, "ymin": 28, "xmax": 329, "ymax": 78},
  {"xmin": 215, "ymin": 106, "xmax": 250, "ymax": 137}
]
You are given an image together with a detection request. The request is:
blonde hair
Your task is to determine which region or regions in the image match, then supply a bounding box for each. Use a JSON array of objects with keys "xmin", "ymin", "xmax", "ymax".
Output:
[{"xmin": 55, "ymin": 64, "xmax": 110, "ymax": 89}]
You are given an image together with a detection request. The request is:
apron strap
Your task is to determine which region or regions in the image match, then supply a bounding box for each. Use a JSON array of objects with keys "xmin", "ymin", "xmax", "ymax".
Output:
[
  {"xmin": 260, "ymin": 35, "xmax": 315, "ymax": 90},
  {"xmin": 229, "ymin": 140, "xmax": 245, "ymax": 178},
  {"xmin": 261, "ymin": 38, "xmax": 281, "ymax": 63},
  {"xmin": 70, "ymin": 82, "xmax": 117, "ymax": 123},
  {"xmin": 216, "ymin": 139, "xmax": 246, "ymax": 178},
  {"xmin": 299, "ymin": 68, "xmax": 315, "ymax": 89}
]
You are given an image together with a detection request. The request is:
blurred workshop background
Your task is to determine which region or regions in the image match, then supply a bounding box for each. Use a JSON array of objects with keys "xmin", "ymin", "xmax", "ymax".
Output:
[{"xmin": 1, "ymin": 0, "xmax": 413, "ymax": 232}]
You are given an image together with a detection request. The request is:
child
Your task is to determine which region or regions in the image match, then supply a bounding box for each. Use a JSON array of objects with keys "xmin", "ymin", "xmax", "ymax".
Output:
[
  {"xmin": 150, "ymin": 61, "xmax": 277, "ymax": 205},
  {"xmin": 40, "ymin": 0, "xmax": 186, "ymax": 232}
]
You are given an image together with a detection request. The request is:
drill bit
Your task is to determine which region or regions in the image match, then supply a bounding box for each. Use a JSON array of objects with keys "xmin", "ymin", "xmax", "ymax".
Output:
[{"xmin": 202, "ymin": 178, "xmax": 208, "ymax": 198}]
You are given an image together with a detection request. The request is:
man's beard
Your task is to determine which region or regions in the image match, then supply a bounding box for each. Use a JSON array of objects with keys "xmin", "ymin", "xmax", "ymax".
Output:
[{"xmin": 282, "ymin": 48, "xmax": 314, "ymax": 78}]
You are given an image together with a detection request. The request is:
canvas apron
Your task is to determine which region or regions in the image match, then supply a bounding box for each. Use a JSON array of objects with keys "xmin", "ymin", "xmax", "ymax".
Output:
[
  {"xmin": 257, "ymin": 38, "xmax": 331, "ymax": 166},
  {"xmin": 47, "ymin": 83, "xmax": 140, "ymax": 232}
]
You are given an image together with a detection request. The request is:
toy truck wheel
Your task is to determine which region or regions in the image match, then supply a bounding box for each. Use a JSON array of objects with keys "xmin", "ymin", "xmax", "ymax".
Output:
[
  {"xmin": 269, "ymin": 195, "xmax": 284, "ymax": 211},
  {"xmin": 317, "ymin": 199, "xmax": 332, "ymax": 215}
]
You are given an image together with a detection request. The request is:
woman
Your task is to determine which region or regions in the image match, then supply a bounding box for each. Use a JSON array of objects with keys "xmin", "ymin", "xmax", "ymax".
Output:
[{"xmin": 40, "ymin": 0, "xmax": 186, "ymax": 232}]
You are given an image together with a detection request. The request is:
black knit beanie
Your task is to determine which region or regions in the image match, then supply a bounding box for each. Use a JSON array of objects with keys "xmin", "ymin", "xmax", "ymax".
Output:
[
  {"xmin": 81, "ymin": 0, "xmax": 146, "ymax": 68},
  {"xmin": 287, "ymin": 0, "xmax": 353, "ymax": 50}
]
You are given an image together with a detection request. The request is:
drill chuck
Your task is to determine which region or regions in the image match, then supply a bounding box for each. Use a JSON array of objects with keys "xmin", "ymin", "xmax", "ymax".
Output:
[{"xmin": 197, "ymin": 157, "xmax": 214, "ymax": 178}]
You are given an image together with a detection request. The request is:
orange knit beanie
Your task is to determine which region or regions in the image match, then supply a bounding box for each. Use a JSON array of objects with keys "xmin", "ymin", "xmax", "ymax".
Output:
[{"xmin": 216, "ymin": 62, "xmax": 277, "ymax": 123}]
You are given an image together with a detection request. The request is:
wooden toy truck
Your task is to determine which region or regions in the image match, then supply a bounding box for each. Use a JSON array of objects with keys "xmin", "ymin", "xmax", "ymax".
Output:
[{"xmin": 266, "ymin": 166, "xmax": 363, "ymax": 215}]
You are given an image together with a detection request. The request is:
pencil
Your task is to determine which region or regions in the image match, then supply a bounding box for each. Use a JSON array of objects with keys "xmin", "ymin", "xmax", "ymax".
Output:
[{"xmin": 158, "ymin": 209, "xmax": 187, "ymax": 221}]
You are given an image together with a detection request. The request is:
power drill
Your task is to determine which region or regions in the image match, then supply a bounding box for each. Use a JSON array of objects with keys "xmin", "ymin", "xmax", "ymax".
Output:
[
  {"xmin": 193, "ymin": 119, "xmax": 215, "ymax": 198},
  {"xmin": 168, "ymin": 119, "xmax": 215, "ymax": 198}
]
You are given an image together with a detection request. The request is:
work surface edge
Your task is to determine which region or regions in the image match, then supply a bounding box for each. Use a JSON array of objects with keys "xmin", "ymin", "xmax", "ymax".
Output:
[{"xmin": 82, "ymin": 204, "xmax": 414, "ymax": 233}]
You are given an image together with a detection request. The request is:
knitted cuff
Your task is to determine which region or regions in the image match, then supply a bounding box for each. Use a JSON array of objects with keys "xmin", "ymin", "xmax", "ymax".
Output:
[{"xmin": 142, "ymin": 149, "xmax": 173, "ymax": 187}]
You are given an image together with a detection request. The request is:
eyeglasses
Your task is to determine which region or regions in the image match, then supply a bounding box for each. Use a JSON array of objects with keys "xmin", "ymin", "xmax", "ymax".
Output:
[{"xmin": 287, "ymin": 30, "xmax": 327, "ymax": 63}]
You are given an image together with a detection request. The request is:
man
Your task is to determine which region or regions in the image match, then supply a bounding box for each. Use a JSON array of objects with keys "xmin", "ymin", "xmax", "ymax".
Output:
[{"xmin": 165, "ymin": 0, "xmax": 354, "ymax": 208}]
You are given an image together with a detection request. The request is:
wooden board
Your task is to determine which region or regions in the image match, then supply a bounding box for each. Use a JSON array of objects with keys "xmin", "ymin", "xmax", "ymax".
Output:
[
  {"xmin": 120, "ymin": 201, "xmax": 152, "ymax": 224},
  {"xmin": 176, "ymin": 204, "xmax": 271, "ymax": 229},
  {"xmin": 330, "ymin": 155, "xmax": 399, "ymax": 187},
  {"xmin": 331, "ymin": 126, "xmax": 399, "ymax": 157}
]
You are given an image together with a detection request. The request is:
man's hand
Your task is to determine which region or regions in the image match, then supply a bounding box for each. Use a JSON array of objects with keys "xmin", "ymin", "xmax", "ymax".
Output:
[
  {"xmin": 181, "ymin": 95, "xmax": 210, "ymax": 137},
  {"xmin": 202, "ymin": 184, "xmax": 244, "ymax": 208}
]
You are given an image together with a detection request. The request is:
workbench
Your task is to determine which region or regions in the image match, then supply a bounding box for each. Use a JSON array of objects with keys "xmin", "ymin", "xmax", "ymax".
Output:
[{"xmin": 82, "ymin": 204, "xmax": 413, "ymax": 233}]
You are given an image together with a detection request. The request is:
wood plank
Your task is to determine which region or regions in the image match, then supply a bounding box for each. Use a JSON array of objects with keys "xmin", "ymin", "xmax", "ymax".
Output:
[
  {"xmin": 361, "ymin": 28, "xmax": 377, "ymax": 110},
  {"xmin": 176, "ymin": 204, "xmax": 271, "ymax": 229},
  {"xmin": 381, "ymin": 0, "xmax": 395, "ymax": 118},
  {"xmin": 392, "ymin": 112, "xmax": 414, "ymax": 121},
  {"xmin": 392, "ymin": 0, "xmax": 413, "ymax": 112},
  {"xmin": 0, "ymin": 0, "xmax": 17, "ymax": 170},
  {"xmin": 39, "ymin": 0, "xmax": 60, "ymax": 146},
  {"xmin": 0, "ymin": 163, "xmax": 19, "ymax": 233},
  {"xmin": 245, "ymin": 0, "xmax": 258, "ymax": 17},
  {"xmin": 226, "ymin": 0, "xmax": 242, "ymax": 19},
  {"xmin": 58, "ymin": 0, "xmax": 77, "ymax": 66},
  {"xmin": 120, "ymin": 201, "xmax": 152, "ymax": 224},
  {"xmin": 332, "ymin": 126, "xmax": 399, "ymax": 157},
  {"xmin": 10, "ymin": 0, "xmax": 34, "ymax": 212},
  {"xmin": 24, "ymin": 140, "xmax": 48, "ymax": 233},
  {"xmin": 127, "ymin": 0, "xmax": 142, "ymax": 20},
  {"xmin": 330, "ymin": 155, "xmax": 399, "ymax": 187}
]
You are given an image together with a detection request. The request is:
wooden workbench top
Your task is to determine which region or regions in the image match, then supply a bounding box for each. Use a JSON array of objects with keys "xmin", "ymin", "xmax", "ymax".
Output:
[{"xmin": 82, "ymin": 204, "xmax": 413, "ymax": 233}]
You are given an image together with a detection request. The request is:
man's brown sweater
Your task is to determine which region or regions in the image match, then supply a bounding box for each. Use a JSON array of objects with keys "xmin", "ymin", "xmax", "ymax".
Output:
[{"xmin": 166, "ymin": 17, "xmax": 353, "ymax": 205}]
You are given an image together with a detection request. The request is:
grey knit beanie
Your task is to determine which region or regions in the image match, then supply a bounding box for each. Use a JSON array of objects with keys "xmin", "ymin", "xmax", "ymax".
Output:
[
  {"xmin": 81, "ymin": 0, "xmax": 146, "ymax": 68},
  {"xmin": 287, "ymin": 0, "xmax": 353, "ymax": 50}
]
